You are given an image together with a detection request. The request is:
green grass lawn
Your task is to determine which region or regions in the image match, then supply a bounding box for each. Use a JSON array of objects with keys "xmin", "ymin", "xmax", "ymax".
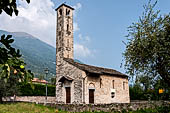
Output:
[{"xmin": 0, "ymin": 102, "xmax": 56, "ymax": 113}]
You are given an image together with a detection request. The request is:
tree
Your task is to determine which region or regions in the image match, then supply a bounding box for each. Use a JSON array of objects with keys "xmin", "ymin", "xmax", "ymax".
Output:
[
  {"xmin": 0, "ymin": 35, "xmax": 33, "ymax": 103},
  {"xmin": 38, "ymin": 74, "xmax": 44, "ymax": 80},
  {"xmin": 136, "ymin": 75, "xmax": 153, "ymax": 91},
  {"xmin": 129, "ymin": 84, "xmax": 144, "ymax": 100},
  {"xmin": 130, "ymin": 76, "xmax": 170, "ymax": 100},
  {"xmin": 0, "ymin": 0, "xmax": 32, "ymax": 103},
  {"xmin": 0, "ymin": 0, "xmax": 30, "ymax": 16},
  {"xmin": 51, "ymin": 77, "xmax": 56, "ymax": 85},
  {"xmin": 124, "ymin": 0, "xmax": 170, "ymax": 85}
]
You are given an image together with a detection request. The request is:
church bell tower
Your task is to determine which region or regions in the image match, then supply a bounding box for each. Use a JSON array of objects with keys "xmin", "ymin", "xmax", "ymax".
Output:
[
  {"xmin": 55, "ymin": 3, "xmax": 74, "ymax": 102},
  {"xmin": 56, "ymin": 4, "xmax": 74, "ymax": 62}
]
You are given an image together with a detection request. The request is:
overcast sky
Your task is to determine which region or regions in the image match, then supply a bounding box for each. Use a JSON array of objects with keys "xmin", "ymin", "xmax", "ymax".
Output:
[{"xmin": 0, "ymin": 0, "xmax": 170, "ymax": 74}]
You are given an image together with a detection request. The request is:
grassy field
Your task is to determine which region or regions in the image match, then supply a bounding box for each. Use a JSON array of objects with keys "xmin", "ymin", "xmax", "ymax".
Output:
[{"xmin": 0, "ymin": 102, "xmax": 56, "ymax": 113}]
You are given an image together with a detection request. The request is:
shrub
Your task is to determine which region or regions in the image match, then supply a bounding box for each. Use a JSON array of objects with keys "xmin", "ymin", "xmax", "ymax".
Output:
[{"xmin": 18, "ymin": 83, "xmax": 55, "ymax": 96}]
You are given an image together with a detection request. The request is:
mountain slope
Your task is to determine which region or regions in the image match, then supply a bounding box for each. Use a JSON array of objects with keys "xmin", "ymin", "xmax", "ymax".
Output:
[{"xmin": 0, "ymin": 30, "xmax": 56, "ymax": 78}]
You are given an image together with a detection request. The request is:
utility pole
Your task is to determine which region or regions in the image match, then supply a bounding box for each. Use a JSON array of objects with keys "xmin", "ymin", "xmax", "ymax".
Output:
[{"xmin": 44, "ymin": 68, "xmax": 49, "ymax": 104}]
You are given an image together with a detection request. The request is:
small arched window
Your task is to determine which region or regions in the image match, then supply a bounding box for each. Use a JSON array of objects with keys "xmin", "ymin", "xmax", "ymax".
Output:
[
  {"xmin": 112, "ymin": 80, "xmax": 114, "ymax": 89},
  {"xmin": 66, "ymin": 9, "xmax": 70, "ymax": 16},
  {"xmin": 67, "ymin": 24, "xmax": 69, "ymax": 31},
  {"xmin": 89, "ymin": 83, "xmax": 95, "ymax": 89},
  {"xmin": 59, "ymin": 9, "xmax": 62, "ymax": 15},
  {"xmin": 100, "ymin": 78, "xmax": 102, "ymax": 88},
  {"xmin": 123, "ymin": 81, "xmax": 126, "ymax": 90},
  {"xmin": 67, "ymin": 10, "xmax": 70, "ymax": 15}
]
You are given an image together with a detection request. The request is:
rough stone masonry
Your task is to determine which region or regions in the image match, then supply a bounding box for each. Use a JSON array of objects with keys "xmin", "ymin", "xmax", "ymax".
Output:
[{"xmin": 55, "ymin": 3, "xmax": 130, "ymax": 104}]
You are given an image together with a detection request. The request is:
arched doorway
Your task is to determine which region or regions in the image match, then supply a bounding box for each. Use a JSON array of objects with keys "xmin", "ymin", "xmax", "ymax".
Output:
[
  {"xmin": 89, "ymin": 83, "xmax": 95, "ymax": 104},
  {"xmin": 58, "ymin": 76, "xmax": 73, "ymax": 103},
  {"xmin": 65, "ymin": 87, "xmax": 71, "ymax": 103}
]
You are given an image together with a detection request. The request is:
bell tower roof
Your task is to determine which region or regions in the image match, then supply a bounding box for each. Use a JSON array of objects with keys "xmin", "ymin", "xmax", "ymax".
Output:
[{"xmin": 55, "ymin": 3, "xmax": 74, "ymax": 11}]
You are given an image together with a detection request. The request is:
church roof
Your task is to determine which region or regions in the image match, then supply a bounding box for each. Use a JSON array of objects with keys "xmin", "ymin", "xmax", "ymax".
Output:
[
  {"xmin": 63, "ymin": 58, "xmax": 128, "ymax": 78},
  {"xmin": 55, "ymin": 3, "xmax": 74, "ymax": 11}
]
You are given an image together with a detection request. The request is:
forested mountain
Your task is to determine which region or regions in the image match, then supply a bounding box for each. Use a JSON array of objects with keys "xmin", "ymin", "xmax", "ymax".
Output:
[{"xmin": 0, "ymin": 30, "xmax": 56, "ymax": 79}]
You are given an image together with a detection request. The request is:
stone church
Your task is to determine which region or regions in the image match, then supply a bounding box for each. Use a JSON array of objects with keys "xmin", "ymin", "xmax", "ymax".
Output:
[{"xmin": 55, "ymin": 4, "xmax": 130, "ymax": 104}]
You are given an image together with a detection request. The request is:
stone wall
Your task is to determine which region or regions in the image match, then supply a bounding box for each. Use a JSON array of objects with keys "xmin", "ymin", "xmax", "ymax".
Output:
[
  {"xmin": 56, "ymin": 60, "xmax": 83, "ymax": 103},
  {"xmin": 47, "ymin": 101, "xmax": 170, "ymax": 112},
  {"xmin": 2, "ymin": 97, "xmax": 170, "ymax": 112},
  {"xmin": 56, "ymin": 59, "xmax": 130, "ymax": 104},
  {"xmin": 56, "ymin": 4, "xmax": 74, "ymax": 60},
  {"xmin": 3, "ymin": 96, "xmax": 56, "ymax": 103},
  {"xmin": 84, "ymin": 75, "xmax": 130, "ymax": 104}
]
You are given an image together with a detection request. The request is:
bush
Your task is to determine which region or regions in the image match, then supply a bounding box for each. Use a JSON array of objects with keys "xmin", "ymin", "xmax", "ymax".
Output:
[{"xmin": 18, "ymin": 83, "xmax": 55, "ymax": 96}]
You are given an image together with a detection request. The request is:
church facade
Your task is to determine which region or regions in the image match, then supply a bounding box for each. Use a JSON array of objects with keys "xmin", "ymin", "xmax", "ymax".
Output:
[{"xmin": 55, "ymin": 4, "xmax": 130, "ymax": 104}]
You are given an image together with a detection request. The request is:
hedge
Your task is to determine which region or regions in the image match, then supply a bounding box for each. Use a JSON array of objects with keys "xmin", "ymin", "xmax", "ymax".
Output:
[{"xmin": 18, "ymin": 83, "xmax": 55, "ymax": 96}]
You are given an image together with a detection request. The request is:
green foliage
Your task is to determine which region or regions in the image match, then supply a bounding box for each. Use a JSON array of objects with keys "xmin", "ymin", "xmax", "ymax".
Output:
[
  {"xmin": 0, "ymin": 34, "xmax": 34, "ymax": 103},
  {"xmin": 124, "ymin": 0, "xmax": 170, "ymax": 85},
  {"xmin": 51, "ymin": 77, "xmax": 56, "ymax": 85},
  {"xmin": 38, "ymin": 74, "xmax": 44, "ymax": 80},
  {"xmin": 0, "ymin": 34, "xmax": 33, "ymax": 82},
  {"xmin": 0, "ymin": 74, "xmax": 20, "ymax": 98},
  {"xmin": 0, "ymin": 0, "xmax": 32, "ymax": 103},
  {"xmin": 129, "ymin": 84, "xmax": 144, "ymax": 100},
  {"xmin": 18, "ymin": 83, "xmax": 55, "ymax": 96},
  {"xmin": 130, "ymin": 77, "xmax": 170, "ymax": 100},
  {"xmin": 0, "ymin": 0, "xmax": 30, "ymax": 16},
  {"xmin": 0, "ymin": 35, "xmax": 33, "ymax": 80}
]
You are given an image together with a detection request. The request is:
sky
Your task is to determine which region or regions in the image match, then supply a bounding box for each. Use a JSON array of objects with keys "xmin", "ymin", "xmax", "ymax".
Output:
[{"xmin": 0, "ymin": 0, "xmax": 170, "ymax": 74}]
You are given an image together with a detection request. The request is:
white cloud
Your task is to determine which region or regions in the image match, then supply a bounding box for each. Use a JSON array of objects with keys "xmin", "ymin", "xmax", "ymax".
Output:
[
  {"xmin": 0, "ymin": 0, "xmax": 56, "ymax": 47},
  {"xmin": 73, "ymin": 3, "xmax": 82, "ymax": 18},
  {"xmin": 78, "ymin": 34, "xmax": 83, "ymax": 40},
  {"xmin": 72, "ymin": 3, "xmax": 94, "ymax": 58},
  {"xmin": 78, "ymin": 34, "xmax": 91, "ymax": 42},
  {"xmin": 0, "ymin": 1, "xmax": 84, "ymax": 48},
  {"xmin": 74, "ymin": 44, "xmax": 91, "ymax": 57},
  {"xmin": 0, "ymin": 1, "xmax": 96, "ymax": 58},
  {"xmin": 73, "ymin": 3, "xmax": 81, "ymax": 32},
  {"xmin": 73, "ymin": 22, "xmax": 80, "ymax": 32},
  {"xmin": 74, "ymin": 34, "xmax": 94, "ymax": 58},
  {"xmin": 74, "ymin": 3, "xmax": 82, "ymax": 10},
  {"xmin": 73, "ymin": 3, "xmax": 82, "ymax": 13},
  {"xmin": 84, "ymin": 36, "xmax": 90, "ymax": 42}
]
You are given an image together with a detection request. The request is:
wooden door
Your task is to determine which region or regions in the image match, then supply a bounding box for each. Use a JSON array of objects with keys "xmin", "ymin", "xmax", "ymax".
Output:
[
  {"xmin": 66, "ymin": 87, "xmax": 71, "ymax": 103},
  {"xmin": 89, "ymin": 89, "xmax": 94, "ymax": 104}
]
